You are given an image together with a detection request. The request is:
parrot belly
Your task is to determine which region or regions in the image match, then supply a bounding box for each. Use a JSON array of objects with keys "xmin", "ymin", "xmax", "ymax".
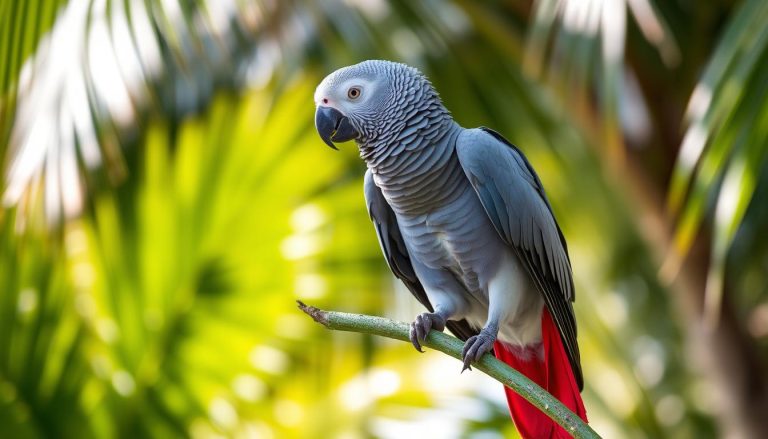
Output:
[{"xmin": 397, "ymin": 184, "xmax": 544, "ymax": 349}]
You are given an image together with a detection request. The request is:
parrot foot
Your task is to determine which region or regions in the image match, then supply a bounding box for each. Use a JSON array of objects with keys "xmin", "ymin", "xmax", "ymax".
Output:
[
  {"xmin": 461, "ymin": 327, "xmax": 497, "ymax": 372},
  {"xmin": 408, "ymin": 312, "xmax": 447, "ymax": 353}
]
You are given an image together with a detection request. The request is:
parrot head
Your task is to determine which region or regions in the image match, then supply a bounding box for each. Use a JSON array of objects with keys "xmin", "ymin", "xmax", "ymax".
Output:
[{"xmin": 314, "ymin": 60, "xmax": 443, "ymax": 150}]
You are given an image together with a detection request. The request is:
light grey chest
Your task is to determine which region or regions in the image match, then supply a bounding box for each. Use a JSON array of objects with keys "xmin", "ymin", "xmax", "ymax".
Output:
[{"xmin": 397, "ymin": 185, "xmax": 506, "ymax": 291}]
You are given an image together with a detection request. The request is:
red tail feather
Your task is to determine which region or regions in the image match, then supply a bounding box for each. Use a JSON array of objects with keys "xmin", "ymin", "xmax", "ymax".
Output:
[{"xmin": 493, "ymin": 308, "xmax": 587, "ymax": 438}]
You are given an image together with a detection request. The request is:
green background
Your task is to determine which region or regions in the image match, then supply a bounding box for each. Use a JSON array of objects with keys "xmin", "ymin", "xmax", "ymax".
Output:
[{"xmin": 1, "ymin": 1, "xmax": 767, "ymax": 438}]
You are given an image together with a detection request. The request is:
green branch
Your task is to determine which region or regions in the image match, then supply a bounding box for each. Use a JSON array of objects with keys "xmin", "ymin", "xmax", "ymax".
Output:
[{"xmin": 298, "ymin": 301, "xmax": 600, "ymax": 439}]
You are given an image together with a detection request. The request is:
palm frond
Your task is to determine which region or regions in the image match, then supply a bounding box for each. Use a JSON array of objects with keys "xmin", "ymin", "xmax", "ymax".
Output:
[
  {"xmin": 667, "ymin": 0, "xmax": 768, "ymax": 323},
  {"xmin": 2, "ymin": 0, "xmax": 261, "ymax": 226},
  {"xmin": 0, "ymin": 0, "xmax": 69, "ymax": 186},
  {"xmin": 524, "ymin": 0, "xmax": 679, "ymax": 159}
]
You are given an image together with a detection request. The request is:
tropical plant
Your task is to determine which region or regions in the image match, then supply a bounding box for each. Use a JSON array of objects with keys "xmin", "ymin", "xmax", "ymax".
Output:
[{"xmin": 1, "ymin": 0, "xmax": 767, "ymax": 438}]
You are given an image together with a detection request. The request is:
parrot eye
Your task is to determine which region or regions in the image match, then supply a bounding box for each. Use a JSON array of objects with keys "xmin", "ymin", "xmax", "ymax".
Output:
[{"xmin": 347, "ymin": 87, "xmax": 361, "ymax": 99}]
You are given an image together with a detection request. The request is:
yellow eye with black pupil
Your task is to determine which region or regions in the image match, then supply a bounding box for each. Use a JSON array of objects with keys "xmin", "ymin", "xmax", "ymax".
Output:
[{"xmin": 348, "ymin": 87, "xmax": 361, "ymax": 99}]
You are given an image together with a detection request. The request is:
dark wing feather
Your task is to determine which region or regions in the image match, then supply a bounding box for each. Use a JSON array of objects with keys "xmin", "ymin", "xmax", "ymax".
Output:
[
  {"xmin": 456, "ymin": 127, "xmax": 583, "ymax": 390},
  {"xmin": 363, "ymin": 170, "xmax": 478, "ymax": 342}
]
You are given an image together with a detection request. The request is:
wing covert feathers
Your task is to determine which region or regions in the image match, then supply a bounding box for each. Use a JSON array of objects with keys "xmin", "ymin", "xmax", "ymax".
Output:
[{"xmin": 456, "ymin": 127, "xmax": 583, "ymax": 390}]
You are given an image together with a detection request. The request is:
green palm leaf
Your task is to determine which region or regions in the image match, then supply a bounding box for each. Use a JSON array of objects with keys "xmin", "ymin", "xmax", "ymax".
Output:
[{"xmin": 667, "ymin": 0, "xmax": 768, "ymax": 322}]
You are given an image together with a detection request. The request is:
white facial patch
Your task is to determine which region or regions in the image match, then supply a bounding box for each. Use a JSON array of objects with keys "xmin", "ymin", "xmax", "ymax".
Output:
[{"xmin": 314, "ymin": 72, "xmax": 377, "ymax": 110}]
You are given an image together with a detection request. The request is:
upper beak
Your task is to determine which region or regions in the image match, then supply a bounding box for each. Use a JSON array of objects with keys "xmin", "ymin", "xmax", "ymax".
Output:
[{"xmin": 315, "ymin": 106, "xmax": 359, "ymax": 150}]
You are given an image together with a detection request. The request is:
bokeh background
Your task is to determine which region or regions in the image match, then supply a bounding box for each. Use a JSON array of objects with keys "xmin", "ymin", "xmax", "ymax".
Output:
[{"xmin": 1, "ymin": 1, "xmax": 768, "ymax": 438}]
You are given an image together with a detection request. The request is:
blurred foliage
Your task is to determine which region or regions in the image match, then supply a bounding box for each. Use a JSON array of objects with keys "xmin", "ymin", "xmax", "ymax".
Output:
[
  {"xmin": 1, "ymin": 0, "xmax": 768, "ymax": 438},
  {"xmin": 0, "ymin": 0, "xmax": 68, "ymax": 158}
]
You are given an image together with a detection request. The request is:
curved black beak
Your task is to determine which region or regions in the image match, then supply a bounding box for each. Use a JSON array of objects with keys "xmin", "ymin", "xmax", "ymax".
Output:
[{"xmin": 315, "ymin": 106, "xmax": 359, "ymax": 150}]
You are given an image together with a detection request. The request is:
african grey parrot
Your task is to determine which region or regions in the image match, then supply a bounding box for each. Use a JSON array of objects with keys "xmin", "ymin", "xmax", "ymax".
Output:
[{"xmin": 314, "ymin": 60, "xmax": 587, "ymax": 438}]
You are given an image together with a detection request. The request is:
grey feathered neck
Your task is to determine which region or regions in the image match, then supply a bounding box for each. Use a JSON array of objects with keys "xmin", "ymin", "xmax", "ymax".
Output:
[
  {"xmin": 352, "ymin": 62, "xmax": 463, "ymax": 215},
  {"xmin": 353, "ymin": 61, "xmax": 454, "ymax": 172}
]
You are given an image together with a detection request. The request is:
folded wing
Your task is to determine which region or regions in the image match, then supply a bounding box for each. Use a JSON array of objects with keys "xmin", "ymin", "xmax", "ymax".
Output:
[{"xmin": 456, "ymin": 128, "xmax": 583, "ymax": 390}]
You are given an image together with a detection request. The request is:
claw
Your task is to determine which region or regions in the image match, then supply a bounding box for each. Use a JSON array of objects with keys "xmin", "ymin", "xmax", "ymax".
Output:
[
  {"xmin": 460, "ymin": 328, "xmax": 496, "ymax": 373},
  {"xmin": 409, "ymin": 323, "xmax": 424, "ymax": 353},
  {"xmin": 408, "ymin": 312, "xmax": 447, "ymax": 354},
  {"xmin": 461, "ymin": 335, "xmax": 477, "ymax": 371},
  {"xmin": 415, "ymin": 314, "xmax": 431, "ymax": 342}
]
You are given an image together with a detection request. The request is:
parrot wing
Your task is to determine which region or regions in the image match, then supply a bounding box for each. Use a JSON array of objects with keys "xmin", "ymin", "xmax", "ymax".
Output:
[
  {"xmin": 364, "ymin": 169, "xmax": 478, "ymax": 342},
  {"xmin": 456, "ymin": 127, "xmax": 583, "ymax": 390}
]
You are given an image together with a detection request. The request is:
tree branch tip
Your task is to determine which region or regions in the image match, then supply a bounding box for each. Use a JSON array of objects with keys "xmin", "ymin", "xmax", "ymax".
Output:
[
  {"xmin": 297, "ymin": 300, "xmax": 329, "ymax": 327},
  {"xmin": 294, "ymin": 304, "xmax": 598, "ymax": 437}
]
